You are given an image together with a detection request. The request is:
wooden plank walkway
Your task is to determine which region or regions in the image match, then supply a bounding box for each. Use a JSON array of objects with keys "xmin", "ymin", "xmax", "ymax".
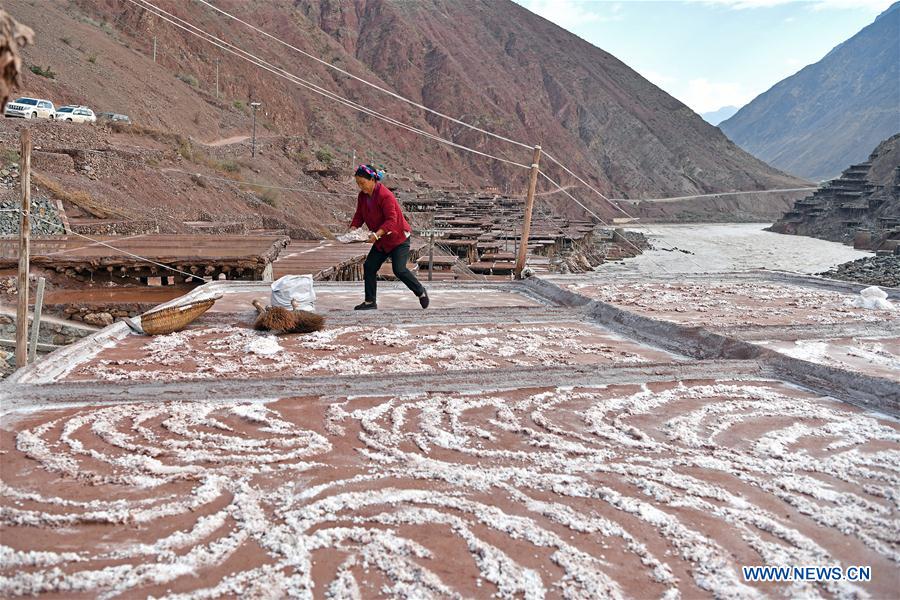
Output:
[{"xmin": 0, "ymin": 234, "xmax": 288, "ymax": 281}]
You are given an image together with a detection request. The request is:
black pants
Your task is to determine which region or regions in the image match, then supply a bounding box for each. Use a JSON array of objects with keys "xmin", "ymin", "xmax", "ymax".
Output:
[{"xmin": 363, "ymin": 238, "xmax": 424, "ymax": 302}]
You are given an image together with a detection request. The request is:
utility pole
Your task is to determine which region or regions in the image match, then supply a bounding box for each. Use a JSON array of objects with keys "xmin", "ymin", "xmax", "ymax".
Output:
[
  {"xmin": 153, "ymin": 36, "xmax": 157, "ymax": 62},
  {"xmin": 215, "ymin": 58, "xmax": 220, "ymax": 99},
  {"xmin": 15, "ymin": 129, "xmax": 32, "ymax": 369},
  {"xmin": 514, "ymin": 144, "xmax": 541, "ymax": 279},
  {"xmin": 428, "ymin": 213, "xmax": 435, "ymax": 282},
  {"xmin": 250, "ymin": 101, "xmax": 261, "ymax": 158}
]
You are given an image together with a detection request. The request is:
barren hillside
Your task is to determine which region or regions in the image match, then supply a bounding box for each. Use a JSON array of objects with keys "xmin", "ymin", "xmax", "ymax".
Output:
[{"xmin": 2, "ymin": 0, "xmax": 809, "ymax": 227}]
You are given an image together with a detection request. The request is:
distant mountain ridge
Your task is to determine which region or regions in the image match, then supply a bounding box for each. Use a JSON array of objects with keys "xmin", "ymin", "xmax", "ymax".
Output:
[
  {"xmin": 701, "ymin": 106, "xmax": 739, "ymax": 126},
  {"xmin": 720, "ymin": 2, "xmax": 900, "ymax": 182}
]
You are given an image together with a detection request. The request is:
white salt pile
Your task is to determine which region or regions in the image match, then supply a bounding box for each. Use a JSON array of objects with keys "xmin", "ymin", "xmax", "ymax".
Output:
[
  {"xmin": 847, "ymin": 286, "xmax": 895, "ymax": 311},
  {"xmin": 337, "ymin": 227, "xmax": 370, "ymax": 243},
  {"xmin": 245, "ymin": 335, "xmax": 283, "ymax": 356}
]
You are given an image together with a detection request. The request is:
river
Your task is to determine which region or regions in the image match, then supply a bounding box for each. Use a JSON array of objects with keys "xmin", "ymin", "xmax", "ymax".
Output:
[{"xmin": 595, "ymin": 223, "xmax": 872, "ymax": 275}]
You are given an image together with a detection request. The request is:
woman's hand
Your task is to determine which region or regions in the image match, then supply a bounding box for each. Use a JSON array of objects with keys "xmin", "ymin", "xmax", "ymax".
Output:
[{"xmin": 367, "ymin": 233, "xmax": 379, "ymax": 244}]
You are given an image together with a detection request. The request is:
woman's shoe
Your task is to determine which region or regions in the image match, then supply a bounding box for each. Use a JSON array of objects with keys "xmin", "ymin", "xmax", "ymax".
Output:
[
  {"xmin": 354, "ymin": 301, "xmax": 377, "ymax": 310},
  {"xmin": 418, "ymin": 289, "xmax": 429, "ymax": 309}
]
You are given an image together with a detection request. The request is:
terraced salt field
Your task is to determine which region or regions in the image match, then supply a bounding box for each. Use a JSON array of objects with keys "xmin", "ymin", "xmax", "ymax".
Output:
[
  {"xmin": 3, "ymin": 279, "xmax": 897, "ymax": 598},
  {"xmin": 3, "ymin": 379, "xmax": 897, "ymax": 598}
]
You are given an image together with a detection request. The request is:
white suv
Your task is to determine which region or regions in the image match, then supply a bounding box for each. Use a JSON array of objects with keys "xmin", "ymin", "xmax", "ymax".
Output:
[
  {"xmin": 4, "ymin": 97, "xmax": 55, "ymax": 119},
  {"xmin": 55, "ymin": 105, "xmax": 97, "ymax": 123}
]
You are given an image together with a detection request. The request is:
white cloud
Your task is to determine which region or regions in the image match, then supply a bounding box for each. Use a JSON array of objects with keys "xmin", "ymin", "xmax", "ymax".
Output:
[
  {"xmin": 635, "ymin": 68, "xmax": 677, "ymax": 87},
  {"xmin": 700, "ymin": 0, "xmax": 893, "ymax": 10},
  {"xmin": 673, "ymin": 78, "xmax": 755, "ymax": 113},
  {"xmin": 630, "ymin": 71, "xmax": 753, "ymax": 114},
  {"xmin": 516, "ymin": 0, "xmax": 624, "ymax": 30}
]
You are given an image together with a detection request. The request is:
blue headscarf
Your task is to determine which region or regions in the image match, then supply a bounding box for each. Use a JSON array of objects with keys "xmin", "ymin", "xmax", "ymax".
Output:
[{"xmin": 355, "ymin": 164, "xmax": 385, "ymax": 181}]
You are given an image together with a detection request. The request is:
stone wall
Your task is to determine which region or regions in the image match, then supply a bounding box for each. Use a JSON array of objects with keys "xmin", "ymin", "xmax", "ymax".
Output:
[
  {"xmin": 0, "ymin": 312, "xmax": 98, "ymax": 375},
  {"xmin": 72, "ymin": 219, "xmax": 160, "ymax": 235},
  {"xmin": 32, "ymin": 151, "xmax": 75, "ymax": 174},
  {"xmin": 0, "ymin": 195, "xmax": 66, "ymax": 235}
]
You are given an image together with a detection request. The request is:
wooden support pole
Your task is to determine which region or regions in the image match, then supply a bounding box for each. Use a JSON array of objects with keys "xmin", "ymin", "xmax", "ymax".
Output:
[
  {"xmin": 515, "ymin": 144, "xmax": 541, "ymax": 279},
  {"xmin": 28, "ymin": 277, "xmax": 45, "ymax": 364},
  {"xmin": 15, "ymin": 128, "xmax": 32, "ymax": 369},
  {"xmin": 428, "ymin": 212, "xmax": 435, "ymax": 282}
]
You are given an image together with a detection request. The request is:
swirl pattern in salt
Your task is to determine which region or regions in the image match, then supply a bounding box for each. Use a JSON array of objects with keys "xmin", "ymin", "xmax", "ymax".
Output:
[{"xmin": 2, "ymin": 381, "xmax": 897, "ymax": 598}]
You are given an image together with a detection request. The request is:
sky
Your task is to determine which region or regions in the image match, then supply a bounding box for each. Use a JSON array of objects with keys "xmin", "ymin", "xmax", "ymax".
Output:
[{"xmin": 513, "ymin": 0, "xmax": 895, "ymax": 114}]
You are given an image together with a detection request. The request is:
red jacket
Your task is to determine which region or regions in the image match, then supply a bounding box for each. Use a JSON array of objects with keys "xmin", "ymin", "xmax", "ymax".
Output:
[{"xmin": 350, "ymin": 183, "xmax": 412, "ymax": 253}]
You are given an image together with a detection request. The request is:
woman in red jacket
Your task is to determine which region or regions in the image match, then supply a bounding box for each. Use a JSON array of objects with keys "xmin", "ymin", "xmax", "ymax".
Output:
[{"xmin": 349, "ymin": 164, "xmax": 429, "ymax": 310}]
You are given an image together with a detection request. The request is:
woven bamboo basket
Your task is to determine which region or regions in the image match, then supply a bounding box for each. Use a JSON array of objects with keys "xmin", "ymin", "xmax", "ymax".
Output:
[{"xmin": 140, "ymin": 296, "xmax": 220, "ymax": 335}]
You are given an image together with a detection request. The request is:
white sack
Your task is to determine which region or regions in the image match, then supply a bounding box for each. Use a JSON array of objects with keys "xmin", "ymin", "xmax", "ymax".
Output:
[{"xmin": 271, "ymin": 274, "xmax": 316, "ymax": 311}]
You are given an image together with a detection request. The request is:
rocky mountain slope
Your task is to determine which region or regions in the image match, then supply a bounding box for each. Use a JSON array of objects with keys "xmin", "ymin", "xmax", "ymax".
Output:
[
  {"xmin": 720, "ymin": 3, "xmax": 900, "ymax": 182},
  {"xmin": 769, "ymin": 134, "xmax": 900, "ymax": 250},
  {"xmin": 3, "ymin": 0, "xmax": 807, "ymax": 228}
]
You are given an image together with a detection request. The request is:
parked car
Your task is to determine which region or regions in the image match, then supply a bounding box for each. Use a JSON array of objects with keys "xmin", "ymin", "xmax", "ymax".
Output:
[
  {"xmin": 55, "ymin": 105, "xmax": 97, "ymax": 123},
  {"xmin": 4, "ymin": 97, "xmax": 55, "ymax": 119},
  {"xmin": 97, "ymin": 112, "xmax": 131, "ymax": 123}
]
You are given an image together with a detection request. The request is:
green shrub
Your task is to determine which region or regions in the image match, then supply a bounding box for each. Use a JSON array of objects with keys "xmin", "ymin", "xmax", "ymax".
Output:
[
  {"xmin": 218, "ymin": 160, "xmax": 239, "ymax": 173},
  {"xmin": 177, "ymin": 141, "xmax": 193, "ymax": 161},
  {"xmin": 29, "ymin": 65, "xmax": 56, "ymax": 79},
  {"xmin": 87, "ymin": 55, "xmax": 97, "ymax": 64},
  {"xmin": 1, "ymin": 148, "xmax": 20, "ymax": 165},
  {"xmin": 176, "ymin": 73, "xmax": 198, "ymax": 87},
  {"xmin": 233, "ymin": 100, "xmax": 245, "ymax": 110},
  {"xmin": 315, "ymin": 148, "xmax": 333, "ymax": 164},
  {"xmin": 255, "ymin": 189, "xmax": 278, "ymax": 206}
]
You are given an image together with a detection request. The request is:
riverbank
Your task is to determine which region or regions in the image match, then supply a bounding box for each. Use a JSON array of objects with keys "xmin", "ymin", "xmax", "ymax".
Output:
[{"xmin": 819, "ymin": 255, "xmax": 900, "ymax": 288}]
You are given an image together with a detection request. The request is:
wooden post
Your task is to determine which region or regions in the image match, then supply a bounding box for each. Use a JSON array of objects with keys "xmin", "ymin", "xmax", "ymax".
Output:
[
  {"xmin": 15, "ymin": 128, "xmax": 32, "ymax": 369},
  {"xmin": 28, "ymin": 277, "xmax": 45, "ymax": 363},
  {"xmin": 515, "ymin": 145, "xmax": 541, "ymax": 279}
]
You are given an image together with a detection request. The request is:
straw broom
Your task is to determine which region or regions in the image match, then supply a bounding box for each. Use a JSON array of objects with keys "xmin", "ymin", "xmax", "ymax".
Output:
[{"xmin": 252, "ymin": 299, "xmax": 325, "ymax": 334}]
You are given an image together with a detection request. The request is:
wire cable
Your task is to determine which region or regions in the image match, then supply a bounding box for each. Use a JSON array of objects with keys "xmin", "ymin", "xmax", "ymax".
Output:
[
  {"xmin": 127, "ymin": 0, "xmax": 530, "ymax": 171},
  {"xmin": 541, "ymin": 151, "xmax": 634, "ymax": 218},
  {"xmin": 114, "ymin": 0, "xmax": 817, "ymax": 275},
  {"xmin": 130, "ymin": 0, "xmax": 811, "ymax": 253},
  {"xmin": 537, "ymin": 171, "xmax": 677, "ymax": 273},
  {"xmin": 193, "ymin": 0, "xmax": 533, "ymax": 150},
  {"xmin": 610, "ymin": 187, "xmax": 818, "ymax": 203},
  {"xmin": 10, "ymin": 209, "xmax": 202, "ymax": 281}
]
